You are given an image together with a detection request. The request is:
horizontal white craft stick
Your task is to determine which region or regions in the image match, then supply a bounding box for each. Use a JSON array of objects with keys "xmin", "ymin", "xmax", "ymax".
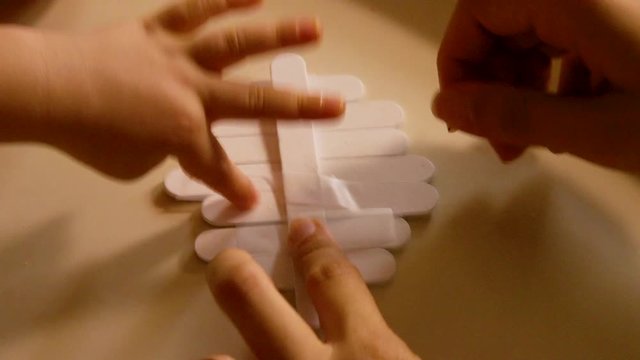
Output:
[
  {"xmin": 194, "ymin": 210, "xmax": 410, "ymax": 261},
  {"xmin": 307, "ymin": 74, "xmax": 366, "ymax": 101},
  {"xmin": 250, "ymin": 74, "xmax": 365, "ymax": 101},
  {"xmin": 218, "ymin": 128, "xmax": 409, "ymax": 164},
  {"xmin": 164, "ymin": 155, "xmax": 436, "ymax": 201},
  {"xmin": 212, "ymin": 100, "xmax": 404, "ymax": 137},
  {"xmin": 201, "ymin": 181, "xmax": 439, "ymax": 226}
]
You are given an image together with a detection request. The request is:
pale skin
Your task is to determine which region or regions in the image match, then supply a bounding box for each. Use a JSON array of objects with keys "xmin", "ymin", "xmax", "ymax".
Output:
[
  {"xmin": 0, "ymin": 0, "xmax": 345, "ymax": 210},
  {"xmin": 206, "ymin": 0, "xmax": 640, "ymax": 359},
  {"xmin": 206, "ymin": 219, "xmax": 419, "ymax": 360}
]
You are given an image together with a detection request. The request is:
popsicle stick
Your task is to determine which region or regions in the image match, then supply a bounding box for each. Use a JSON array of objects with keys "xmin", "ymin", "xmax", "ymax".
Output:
[
  {"xmin": 272, "ymin": 53, "xmax": 323, "ymax": 326},
  {"xmin": 164, "ymin": 155, "xmax": 435, "ymax": 202},
  {"xmin": 164, "ymin": 170, "xmax": 274, "ymax": 201},
  {"xmin": 218, "ymin": 128, "xmax": 409, "ymax": 164},
  {"xmin": 182, "ymin": 53, "xmax": 439, "ymax": 326},
  {"xmin": 243, "ymin": 75, "xmax": 365, "ymax": 101},
  {"xmin": 212, "ymin": 100, "xmax": 404, "ymax": 137},
  {"xmin": 318, "ymin": 155, "xmax": 434, "ymax": 182},
  {"xmin": 194, "ymin": 210, "xmax": 410, "ymax": 261},
  {"xmin": 308, "ymin": 74, "xmax": 366, "ymax": 101},
  {"xmin": 201, "ymin": 181, "xmax": 439, "ymax": 226},
  {"xmin": 315, "ymin": 100, "xmax": 404, "ymax": 131}
]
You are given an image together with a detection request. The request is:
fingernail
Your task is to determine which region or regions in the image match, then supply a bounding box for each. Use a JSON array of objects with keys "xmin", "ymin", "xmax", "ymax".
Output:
[
  {"xmin": 236, "ymin": 187, "xmax": 258, "ymax": 211},
  {"xmin": 229, "ymin": 167, "xmax": 259, "ymax": 211},
  {"xmin": 297, "ymin": 17, "xmax": 321, "ymax": 41},
  {"xmin": 289, "ymin": 218, "xmax": 316, "ymax": 244},
  {"xmin": 320, "ymin": 95, "xmax": 345, "ymax": 116},
  {"xmin": 300, "ymin": 94, "xmax": 345, "ymax": 118}
]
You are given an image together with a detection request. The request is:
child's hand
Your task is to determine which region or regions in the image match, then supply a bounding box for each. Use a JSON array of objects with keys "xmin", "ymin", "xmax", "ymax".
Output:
[{"xmin": 1, "ymin": 0, "xmax": 344, "ymax": 209}]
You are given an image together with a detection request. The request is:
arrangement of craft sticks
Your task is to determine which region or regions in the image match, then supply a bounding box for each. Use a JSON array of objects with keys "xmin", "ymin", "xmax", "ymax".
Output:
[{"xmin": 163, "ymin": 53, "xmax": 439, "ymax": 326}]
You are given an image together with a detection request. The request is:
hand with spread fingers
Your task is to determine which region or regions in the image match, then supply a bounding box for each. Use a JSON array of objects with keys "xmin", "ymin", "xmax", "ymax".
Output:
[
  {"xmin": 0, "ymin": 0, "xmax": 344, "ymax": 209},
  {"xmin": 206, "ymin": 218, "xmax": 419, "ymax": 360},
  {"xmin": 432, "ymin": 0, "xmax": 640, "ymax": 171}
]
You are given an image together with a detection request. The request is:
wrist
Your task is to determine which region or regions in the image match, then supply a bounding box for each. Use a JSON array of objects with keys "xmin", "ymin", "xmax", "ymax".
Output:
[
  {"xmin": 35, "ymin": 31, "xmax": 100, "ymax": 147},
  {"xmin": 0, "ymin": 26, "xmax": 97, "ymax": 146},
  {"xmin": 0, "ymin": 26, "xmax": 52, "ymax": 142}
]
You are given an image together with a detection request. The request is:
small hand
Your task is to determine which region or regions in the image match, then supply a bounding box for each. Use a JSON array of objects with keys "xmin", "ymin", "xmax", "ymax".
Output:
[
  {"xmin": 206, "ymin": 218, "xmax": 419, "ymax": 359},
  {"xmin": 433, "ymin": 0, "xmax": 640, "ymax": 171},
  {"xmin": 36, "ymin": 0, "xmax": 343, "ymax": 209}
]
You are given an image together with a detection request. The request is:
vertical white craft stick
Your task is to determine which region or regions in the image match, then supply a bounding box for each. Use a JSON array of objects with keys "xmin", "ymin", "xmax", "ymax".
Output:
[{"xmin": 271, "ymin": 54, "xmax": 323, "ymax": 327}]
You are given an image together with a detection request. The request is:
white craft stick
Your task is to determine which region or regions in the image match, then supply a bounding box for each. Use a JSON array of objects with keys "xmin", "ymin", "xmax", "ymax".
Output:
[
  {"xmin": 164, "ymin": 168, "xmax": 212, "ymax": 202},
  {"xmin": 212, "ymin": 100, "xmax": 404, "ymax": 137},
  {"xmin": 319, "ymin": 129, "xmax": 409, "ymax": 158},
  {"xmin": 241, "ymin": 75, "xmax": 365, "ymax": 101},
  {"xmin": 315, "ymin": 101, "xmax": 404, "ymax": 131},
  {"xmin": 252, "ymin": 248, "xmax": 396, "ymax": 290},
  {"xmin": 201, "ymin": 182, "xmax": 439, "ymax": 226},
  {"xmin": 293, "ymin": 270, "xmax": 317, "ymax": 327},
  {"xmin": 272, "ymin": 53, "xmax": 322, "ymax": 326},
  {"xmin": 218, "ymin": 128, "xmax": 409, "ymax": 164},
  {"xmin": 164, "ymin": 155, "xmax": 435, "ymax": 201},
  {"xmin": 164, "ymin": 170, "xmax": 273, "ymax": 201},
  {"xmin": 326, "ymin": 209, "xmax": 411, "ymax": 249},
  {"xmin": 211, "ymin": 120, "xmax": 275, "ymax": 138},
  {"xmin": 307, "ymin": 74, "xmax": 366, "ymax": 101},
  {"xmin": 201, "ymin": 190, "xmax": 286, "ymax": 226},
  {"xmin": 186, "ymin": 53, "xmax": 438, "ymax": 327},
  {"xmin": 346, "ymin": 182, "xmax": 439, "ymax": 215},
  {"xmin": 317, "ymin": 155, "xmax": 435, "ymax": 183},
  {"xmin": 194, "ymin": 210, "xmax": 410, "ymax": 261}
]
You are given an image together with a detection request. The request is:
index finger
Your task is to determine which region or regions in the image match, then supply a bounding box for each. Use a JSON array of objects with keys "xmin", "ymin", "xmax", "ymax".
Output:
[
  {"xmin": 288, "ymin": 218, "xmax": 389, "ymax": 342},
  {"xmin": 204, "ymin": 81, "xmax": 345, "ymax": 119},
  {"xmin": 207, "ymin": 249, "xmax": 328, "ymax": 359}
]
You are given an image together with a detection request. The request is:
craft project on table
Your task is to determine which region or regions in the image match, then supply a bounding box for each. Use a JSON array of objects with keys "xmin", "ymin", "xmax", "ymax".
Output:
[{"xmin": 163, "ymin": 53, "xmax": 439, "ymax": 326}]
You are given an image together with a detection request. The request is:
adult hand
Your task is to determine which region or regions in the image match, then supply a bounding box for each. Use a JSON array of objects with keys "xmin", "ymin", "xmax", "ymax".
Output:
[
  {"xmin": 206, "ymin": 218, "xmax": 418, "ymax": 359},
  {"xmin": 0, "ymin": 0, "xmax": 344, "ymax": 210},
  {"xmin": 433, "ymin": 0, "xmax": 640, "ymax": 171}
]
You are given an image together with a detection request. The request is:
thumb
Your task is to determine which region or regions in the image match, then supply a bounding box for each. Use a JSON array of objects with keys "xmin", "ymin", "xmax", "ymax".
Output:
[{"xmin": 432, "ymin": 83, "xmax": 640, "ymax": 171}]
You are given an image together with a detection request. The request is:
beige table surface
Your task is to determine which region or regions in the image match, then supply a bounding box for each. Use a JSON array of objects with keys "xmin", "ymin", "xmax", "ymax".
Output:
[{"xmin": 2, "ymin": 0, "xmax": 640, "ymax": 359}]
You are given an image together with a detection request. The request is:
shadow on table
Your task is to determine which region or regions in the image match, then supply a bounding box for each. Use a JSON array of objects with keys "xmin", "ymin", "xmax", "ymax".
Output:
[
  {"xmin": 349, "ymin": 0, "xmax": 456, "ymax": 42},
  {"xmin": 0, "ymin": 214, "xmax": 204, "ymax": 344},
  {"xmin": 0, "ymin": 0, "xmax": 54, "ymax": 24},
  {"xmin": 374, "ymin": 141, "xmax": 640, "ymax": 359}
]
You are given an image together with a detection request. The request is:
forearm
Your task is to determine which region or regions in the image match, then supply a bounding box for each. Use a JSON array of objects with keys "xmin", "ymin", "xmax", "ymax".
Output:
[
  {"xmin": 0, "ymin": 26, "xmax": 51, "ymax": 142},
  {"xmin": 0, "ymin": 26, "xmax": 92, "ymax": 145}
]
